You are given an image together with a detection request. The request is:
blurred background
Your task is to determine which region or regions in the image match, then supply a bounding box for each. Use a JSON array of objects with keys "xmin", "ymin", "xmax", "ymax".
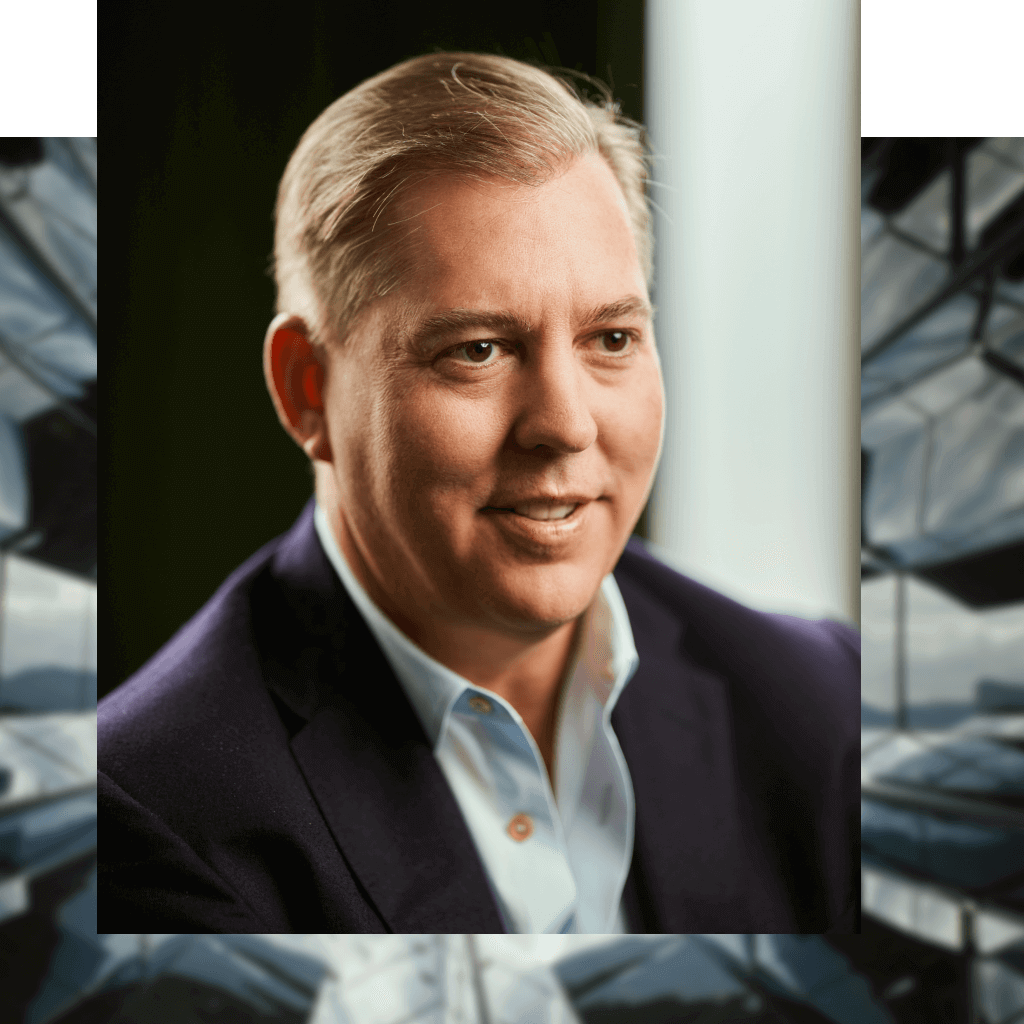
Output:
[
  {"xmin": 3, "ymin": 1, "xmax": 1024, "ymax": 1023},
  {"xmin": 854, "ymin": 136, "xmax": 1024, "ymax": 1023},
  {"xmin": 0, "ymin": 137, "xmax": 98, "ymax": 1020}
]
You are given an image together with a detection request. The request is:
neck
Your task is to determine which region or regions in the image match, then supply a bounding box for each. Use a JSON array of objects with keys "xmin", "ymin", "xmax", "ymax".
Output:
[{"xmin": 316, "ymin": 472, "xmax": 583, "ymax": 778}]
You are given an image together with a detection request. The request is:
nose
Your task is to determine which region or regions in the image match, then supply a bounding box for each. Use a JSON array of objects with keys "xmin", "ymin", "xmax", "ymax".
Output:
[{"xmin": 511, "ymin": 341, "xmax": 599, "ymax": 453}]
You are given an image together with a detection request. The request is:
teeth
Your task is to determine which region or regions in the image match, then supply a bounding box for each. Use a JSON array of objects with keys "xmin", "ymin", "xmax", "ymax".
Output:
[{"xmin": 512, "ymin": 502, "xmax": 578, "ymax": 521}]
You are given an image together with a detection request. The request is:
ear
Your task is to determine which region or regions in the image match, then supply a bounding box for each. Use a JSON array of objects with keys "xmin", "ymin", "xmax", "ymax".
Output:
[{"xmin": 263, "ymin": 313, "xmax": 333, "ymax": 462}]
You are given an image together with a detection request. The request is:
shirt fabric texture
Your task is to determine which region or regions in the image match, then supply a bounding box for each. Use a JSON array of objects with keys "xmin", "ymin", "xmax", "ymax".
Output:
[{"xmin": 313, "ymin": 502, "xmax": 638, "ymax": 934}]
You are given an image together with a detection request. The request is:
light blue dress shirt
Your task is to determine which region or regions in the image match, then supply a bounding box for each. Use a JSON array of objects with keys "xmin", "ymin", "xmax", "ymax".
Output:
[{"xmin": 313, "ymin": 502, "xmax": 639, "ymax": 934}]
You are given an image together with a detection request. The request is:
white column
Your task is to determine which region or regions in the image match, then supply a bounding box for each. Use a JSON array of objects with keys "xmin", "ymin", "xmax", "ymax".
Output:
[{"xmin": 644, "ymin": 0, "xmax": 860, "ymax": 624}]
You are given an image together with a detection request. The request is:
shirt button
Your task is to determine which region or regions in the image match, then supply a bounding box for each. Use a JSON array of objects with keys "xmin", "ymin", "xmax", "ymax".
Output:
[
  {"xmin": 468, "ymin": 695, "xmax": 492, "ymax": 714},
  {"xmin": 507, "ymin": 813, "xmax": 534, "ymax": 842}
]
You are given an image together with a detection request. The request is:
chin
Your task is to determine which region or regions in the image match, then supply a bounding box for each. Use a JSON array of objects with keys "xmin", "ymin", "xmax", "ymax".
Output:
[{"xmin": 474, "ymin": 558, "xmax": 606, "ymax": 633}]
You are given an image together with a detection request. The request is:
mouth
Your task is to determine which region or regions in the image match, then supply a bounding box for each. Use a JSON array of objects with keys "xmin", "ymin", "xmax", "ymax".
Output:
[
  {"xmin": 479, "ymin": 496, "xmax": 599, "ymax": 551},
  {"xmin": 484, "ymin": 502, "xmax": 581, "ymax": 522},
  {"xmin": 485, "ymin": 501, "xmax": 581, "ymax": 520}
]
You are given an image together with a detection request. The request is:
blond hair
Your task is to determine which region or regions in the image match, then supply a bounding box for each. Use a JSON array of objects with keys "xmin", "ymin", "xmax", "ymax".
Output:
[{"xmin": 272, "ymin": 51, "xmax": 652, "ymax": 347}]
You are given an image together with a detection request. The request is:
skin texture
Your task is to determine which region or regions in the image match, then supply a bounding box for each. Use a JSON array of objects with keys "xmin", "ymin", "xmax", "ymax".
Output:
[{"xmin": 265, "ymin": 152, "xmax": 665, "ymax": 778}]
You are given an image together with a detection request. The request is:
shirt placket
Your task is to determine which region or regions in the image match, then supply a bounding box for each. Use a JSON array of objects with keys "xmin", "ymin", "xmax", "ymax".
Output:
[{"xmin": 449, "ymin": 688, "xmax": 578, "ymax": 933}]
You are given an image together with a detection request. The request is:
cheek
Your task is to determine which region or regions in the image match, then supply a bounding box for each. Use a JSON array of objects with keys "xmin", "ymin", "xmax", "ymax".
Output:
[
  {"xmin": 605, "ymin": 366, "xmax": 665, "ymax": 481},
  {"xmin": 381, "ymin": 384, "xmax": 508, "ymax": 498}
]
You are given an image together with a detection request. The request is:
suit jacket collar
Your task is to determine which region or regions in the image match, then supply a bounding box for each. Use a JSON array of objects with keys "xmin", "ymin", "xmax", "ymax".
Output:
[
  {"xmin": 256, "ymin": 498, "xmax": 507, "ymax": 933},
  {"xmin": 612, "ymin": 625, "xmax": 748, "ymax": 932},
  {"xmin": 612, "ymin": 545, "xmax": 778, "ymax": 933}
]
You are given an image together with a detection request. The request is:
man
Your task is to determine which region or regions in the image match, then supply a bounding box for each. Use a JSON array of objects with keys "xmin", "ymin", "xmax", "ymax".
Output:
[{"xmin": 99, "ymin": 52, "xmax": 859, "ymax": 934}]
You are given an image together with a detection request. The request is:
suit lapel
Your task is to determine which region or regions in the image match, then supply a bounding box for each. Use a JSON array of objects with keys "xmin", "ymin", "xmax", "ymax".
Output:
[
  {"xmin": 259, "ymin": 500, "xmax": 506, "ymax": 933},
  {"xmin": 613, "ymin": 566, "xmax": 752, "ymax": 933}
]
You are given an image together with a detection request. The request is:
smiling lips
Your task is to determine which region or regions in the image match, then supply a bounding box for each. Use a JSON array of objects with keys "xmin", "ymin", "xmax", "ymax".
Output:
[{"xmin": 483, "ymin": 497, "xmax": 594, "ymax": 521}]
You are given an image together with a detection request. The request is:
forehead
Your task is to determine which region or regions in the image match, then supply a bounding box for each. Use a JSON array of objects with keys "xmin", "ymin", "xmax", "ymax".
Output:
[{"xmin": 387, "ymin": 154, "xmax": 646, "ymax": 320}]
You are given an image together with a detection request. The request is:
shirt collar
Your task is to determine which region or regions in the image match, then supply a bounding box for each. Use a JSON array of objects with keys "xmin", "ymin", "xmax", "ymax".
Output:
[{"xmin": 313, "ymin": 501, "xmax": 639, "ymax": 746}]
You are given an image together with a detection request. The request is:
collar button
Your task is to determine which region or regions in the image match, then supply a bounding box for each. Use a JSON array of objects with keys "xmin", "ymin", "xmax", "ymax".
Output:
[{"xmin": 468, "ymin": 695, "xmax": 493, "ymax": 714}]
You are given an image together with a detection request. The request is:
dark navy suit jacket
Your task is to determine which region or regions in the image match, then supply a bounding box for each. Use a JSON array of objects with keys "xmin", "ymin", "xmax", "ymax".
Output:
[{"xmin": 99, "ymin": 498, "xmax": 859, "ymax": 934}]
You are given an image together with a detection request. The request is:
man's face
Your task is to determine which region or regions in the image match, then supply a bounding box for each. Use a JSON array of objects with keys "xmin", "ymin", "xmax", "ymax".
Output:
[{"xmin": 320, "ymin": 152, "xmax": 664, "ymax": 639}]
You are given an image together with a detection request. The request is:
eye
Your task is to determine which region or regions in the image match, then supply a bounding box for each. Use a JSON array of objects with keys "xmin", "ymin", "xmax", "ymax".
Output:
[
  {"xmin": 451, "ymin": 340, "xmax": 500, "ymax": 365},
  {"xmin": 594, "ymin": 330, "xmax": 634, "ymax": 354}
]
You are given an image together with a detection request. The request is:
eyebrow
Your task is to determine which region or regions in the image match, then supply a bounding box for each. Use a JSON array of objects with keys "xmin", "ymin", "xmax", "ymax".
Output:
[
  {"xmin": 406, "ymin": 295, "xmax": 653, "ymax": 354},
  {"xmin": 408, "ymin": 309, "xmax": 533, "ymax": 354},
  {"xmin": 581, "ymin": 295, "xmax": 654, "ymax": 326}
]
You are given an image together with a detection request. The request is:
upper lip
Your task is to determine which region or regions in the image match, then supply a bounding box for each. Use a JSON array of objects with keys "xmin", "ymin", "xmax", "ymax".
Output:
[{"xmin": 482, "ymin": 494, "xmax": 597, "ymax": 510}]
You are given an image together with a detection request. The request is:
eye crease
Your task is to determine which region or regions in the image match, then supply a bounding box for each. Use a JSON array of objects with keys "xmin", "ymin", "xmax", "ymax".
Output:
[{"xmin": 448, "ymin": 330, "xmax": 636, "ymax": 366}]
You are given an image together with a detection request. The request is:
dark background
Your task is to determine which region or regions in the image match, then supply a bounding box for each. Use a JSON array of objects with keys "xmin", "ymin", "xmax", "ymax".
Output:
[{"xmin": 105, "ymin": 0, "xmax": 645, "ymax": 697}]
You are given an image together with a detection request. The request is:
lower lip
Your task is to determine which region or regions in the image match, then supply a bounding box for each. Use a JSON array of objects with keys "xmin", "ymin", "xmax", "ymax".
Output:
[{"xmin": 481, "ymin": 501, "xmax": 594, "ymax": 551}]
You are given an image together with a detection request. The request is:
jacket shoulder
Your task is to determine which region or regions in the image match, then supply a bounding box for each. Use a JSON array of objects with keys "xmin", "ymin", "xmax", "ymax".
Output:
[
  {"xmin": 616, "ymin": 536, "xmax": 858, "ymax": 656},
  {"xmin": 613, "ymin": 537, "xmax": 859, "ymax": 737},
  {"xmin": 99, "ymin": 528, "xmax": 288, "ymax": 758}
]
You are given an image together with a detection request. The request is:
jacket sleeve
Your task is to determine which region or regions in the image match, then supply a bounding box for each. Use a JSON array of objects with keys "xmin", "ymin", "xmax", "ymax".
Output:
[{"xmin": 98, "ymin": 771, "xmax": 268, "ymax": 933}]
